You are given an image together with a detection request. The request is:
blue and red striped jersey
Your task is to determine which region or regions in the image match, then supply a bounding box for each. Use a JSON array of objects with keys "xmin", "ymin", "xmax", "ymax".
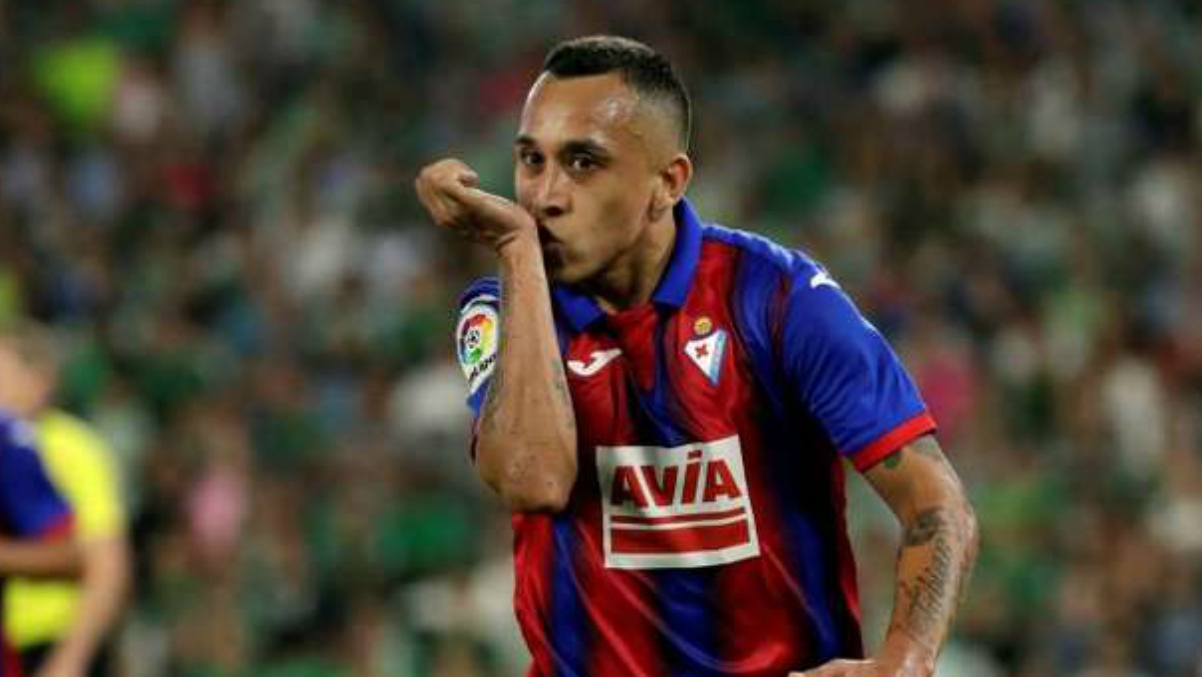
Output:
[
  {"xmin": 454, "ymin": 199, "xmax": 936, "ymax": 677},
  {"xmin": 0, "ymin": 410, "xmax": 74, "ymax": 677}
]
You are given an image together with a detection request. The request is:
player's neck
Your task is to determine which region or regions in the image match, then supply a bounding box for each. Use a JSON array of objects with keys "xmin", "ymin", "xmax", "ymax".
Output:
[{"xmin": 587, "ymin": 212, "xmax": 677, "ymax": 314}]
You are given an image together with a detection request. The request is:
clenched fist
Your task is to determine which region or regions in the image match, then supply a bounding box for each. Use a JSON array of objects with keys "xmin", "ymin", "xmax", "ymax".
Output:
[{"xmin": 414, "ymin": 158, "xmax": 536, "ymax": 253}]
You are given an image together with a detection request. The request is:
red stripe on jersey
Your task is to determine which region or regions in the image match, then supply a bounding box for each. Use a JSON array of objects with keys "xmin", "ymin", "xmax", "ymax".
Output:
[
  {"xmin": 38, "ymin": 513, "xmax": 74, "ymax": 540},
  {"xmin": 713, "ymin": 417, "xmax": 814, "ymax": 672},
  {"xmin": 611, "ymin": 506, "xmax": 746, "ymax": 525},
  {"xmin": 511, "ymin": 513, "xmax": 558, "ymax": 677},
  {"xmin": 606, "ymin": 305, "xmax": 658, "ymax": 391},
  {"xmin": 612, "ymin": 520, "xmax": 750, "ymax": 554},
  {"xmin": 848, "ymin": 412, "xmax": 938, "ymax": 472},
  {"xmin": 697, "ymin": 242, "xmax": 813, "ymax": 672},
  {"xmin": 2, "ymin": 638, "xmax": 24, "ymax": 677},
  {"xmin": 578, "ymin": 518, "xmax": 668, "ymax": 677}
]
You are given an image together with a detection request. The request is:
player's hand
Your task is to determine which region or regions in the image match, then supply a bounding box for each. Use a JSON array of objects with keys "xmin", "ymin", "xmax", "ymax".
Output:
[
  {"xmin": 415, "ymin": 158, "xmax": 536, "ymax": 253},
  {"xmin": 789, "ymin": 657, "xmax": 922, "ymax": 677}
]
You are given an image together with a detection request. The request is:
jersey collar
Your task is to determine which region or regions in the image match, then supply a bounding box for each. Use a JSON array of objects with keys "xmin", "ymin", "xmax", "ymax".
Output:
[{"xmin": 552, "ymin": 198, "xmax": 703, "ymax": 332}]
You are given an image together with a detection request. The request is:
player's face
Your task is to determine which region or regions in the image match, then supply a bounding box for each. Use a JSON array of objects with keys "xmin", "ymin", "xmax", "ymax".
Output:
[
  {"xmin": 514, "ymin": 73, "xmax": 668, "ymax": 285},
  {"xmin": 0, "ymin": 343, "xmax": 46, "ymax": 417}
]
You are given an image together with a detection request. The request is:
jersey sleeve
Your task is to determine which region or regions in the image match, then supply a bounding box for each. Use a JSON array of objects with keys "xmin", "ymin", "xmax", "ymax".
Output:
[
  {"xmin": 778, "ymin": 264, "xmax": 936, "ymax": 472},
  {"xmin": 0, "ymin": 418, "xmax": 73, "ymax": 538},
  {"xmin": 37, "ymin": 412, "xmax": 126, "ymax": 540},
  {"xmin": 454, "ymin": 277, "xmax": 502, "ymax": 417}
]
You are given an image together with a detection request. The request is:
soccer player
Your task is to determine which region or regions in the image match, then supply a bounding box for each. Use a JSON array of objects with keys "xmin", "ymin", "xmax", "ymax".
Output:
[
  {"xmin": 415, "ymin": 35, "xmax": 979, "ymax": 677},
  {"xmin": 0, "ymin": 409, "xmax": 79, "ymax": 677},
  {"xmin": 0, "ymin": 324, "xmax": 129, "ymax": 677}
]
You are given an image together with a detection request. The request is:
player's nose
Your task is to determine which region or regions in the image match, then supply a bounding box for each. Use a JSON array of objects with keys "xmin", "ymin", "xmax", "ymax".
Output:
[{"xmin": 530, "ymin": 165, "xmax": 570, "ymax": 220}]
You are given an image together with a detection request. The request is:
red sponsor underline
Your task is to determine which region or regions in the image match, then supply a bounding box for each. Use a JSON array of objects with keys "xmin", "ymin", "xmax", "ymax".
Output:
[
  {"xmin": 610, "ymin": 506, "xmax": 746, "ymax": 526},
  {"xmin": 612, "ymin": 520, "xmax": 751, "ymax": 554}
]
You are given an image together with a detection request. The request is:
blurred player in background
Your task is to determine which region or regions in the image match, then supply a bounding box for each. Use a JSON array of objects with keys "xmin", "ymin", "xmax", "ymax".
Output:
[
  {"xmin": 0, "ymin": 324, "xmax": 129, "ymax": 677},
  {"xmin": 417, "ymin": 36, "xmax": 978, "ymax": 677},
  {"xmin": 0, "ymin": 411, "xmax": 79, "ymax": 677}
]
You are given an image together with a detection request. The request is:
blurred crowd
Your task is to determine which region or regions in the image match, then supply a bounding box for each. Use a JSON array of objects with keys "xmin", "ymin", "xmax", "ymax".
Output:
[{"xmin": 1, "ymin": 0, "xmax": 1200, "ymax": 675}]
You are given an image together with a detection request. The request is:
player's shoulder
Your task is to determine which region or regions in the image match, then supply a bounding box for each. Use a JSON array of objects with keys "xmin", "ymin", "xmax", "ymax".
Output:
[
  {"xmin": 455, "ymin": 277, "xmax": 502, "ymax": 395},
  {"xmin": 38, "ymin": 409, "xmax": 113, "ymax": 463},
  {"xmin": 39, "ymin": 409, "xmax": 101, "ymax": 444},
  {"xmin": 700, "ymin": 223, "xmax": 833, "ymax": 291},
  {"xmin": 0, "ymin": 409, "xmax": 37, "ymax": 453},
  {"xmin": 0, "ymin": 410, "xmax": 42, "ymax": 478}
]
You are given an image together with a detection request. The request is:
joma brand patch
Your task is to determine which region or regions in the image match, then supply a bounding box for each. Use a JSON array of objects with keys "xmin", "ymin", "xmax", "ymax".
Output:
[{"xmin": 596, "ymin": 435, "xmax": 760, "ymax": 569}]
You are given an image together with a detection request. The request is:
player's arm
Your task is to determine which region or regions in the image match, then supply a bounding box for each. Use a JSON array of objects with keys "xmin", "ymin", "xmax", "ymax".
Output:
[
  {"xmin": 37, "ymin": 428, "xmax": 132, "ymax": 677},
  {"xmin": 0, "ymin": 538, "xmax": 80, "ymax": 577},
  {"xmin": 866, "ymin": 436, "xmax": 978, "ymax": 676},
  {"xmin": 777, "ymin": 261, "xmax": 978, "ymax": 677},
  {"xmin": 417, "ymin": 159, "xmax": 577, "ymax": 512},
  {"xmin": 35, "ymin": 536, "xmax": 130, "ymax": 677},
  {"xmin": 792, "ymin": 436, "xmax": 977, "ymax": 677}
]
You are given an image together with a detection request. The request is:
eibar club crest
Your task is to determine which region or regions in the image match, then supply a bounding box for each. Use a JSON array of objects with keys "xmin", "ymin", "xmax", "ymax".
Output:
[{"xmin": 684, "ymin": 329, "xmax": 727, "ymax": 385}]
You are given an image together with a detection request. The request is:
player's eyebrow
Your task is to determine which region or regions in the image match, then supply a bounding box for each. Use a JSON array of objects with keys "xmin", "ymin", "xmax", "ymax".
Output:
[{"xmin": 514, "ymin": 135, "xmax": 613, "ymax": 159}]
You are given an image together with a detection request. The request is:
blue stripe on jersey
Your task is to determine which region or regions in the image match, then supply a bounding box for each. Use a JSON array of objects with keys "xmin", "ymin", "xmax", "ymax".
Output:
[
  {"xmin": 0, "ymin": 413, "xmax": 70, "ymax": 537},
  {"xmin": 457, "ymin": 276, "xmax": 500, "ymax": 308},
  {"xmin": 724, "ymin": 246, "xmax": 846, "ymax": 662},
  {"xmin": 550, "ymin": 513, "xmax": 589, "ymax": 677},
  {"xmin": 653, "ymin": 568, "xmax": 727, "ymax": 677},
  {"xmin": 725, "ymin": 245, "xmax": 788, "ymax": 418},
  {"xmin": 644, "ymin": 319, "xmax": 724, "ymax": 677},
  {"xmin": 760, "ymin": 419, "xmax": 846, "ymax": 662}
]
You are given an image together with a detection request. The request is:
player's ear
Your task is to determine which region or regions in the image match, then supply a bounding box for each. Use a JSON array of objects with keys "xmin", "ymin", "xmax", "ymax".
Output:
[{"xmin": 649, "ymin": 153, "xmax": 692, "ymax": 221}]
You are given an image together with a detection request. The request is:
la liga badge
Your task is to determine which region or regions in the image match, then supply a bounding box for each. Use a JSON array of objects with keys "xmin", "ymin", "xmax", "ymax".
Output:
[{"xmin": 456, "ymin": 302, "xmax": 499, "ymax": 394}]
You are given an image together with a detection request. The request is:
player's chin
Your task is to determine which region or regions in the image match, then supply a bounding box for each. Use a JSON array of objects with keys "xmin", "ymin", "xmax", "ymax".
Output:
[
  {"xmin": 543, "ymin": 250, "xmax": 580, "ymax": 284},
  {"xmin": 545, "ymin": 263, "xmax": 576, "ymax": 285}
]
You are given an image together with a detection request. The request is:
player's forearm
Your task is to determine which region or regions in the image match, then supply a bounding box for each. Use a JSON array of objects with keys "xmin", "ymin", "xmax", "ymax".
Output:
[
  {"xmin": 476, "ymin": 233, "xmax": 578, "ymax": 512},
  {"xmin": 879, "ymin": 495, "xmax": 978, "ymax": 676},
  {"xmin": 0, "ymin": 538, "xmax": 82, "ymax": 577},
  {"xmin": 47, "ymin": 537, "xmax": 131, "ymax": 669}
]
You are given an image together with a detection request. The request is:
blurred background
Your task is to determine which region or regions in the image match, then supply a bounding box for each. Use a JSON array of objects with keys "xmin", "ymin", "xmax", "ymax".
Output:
[{"xmin": 1, "ymin": 0, "xmax": 1200, "ymax": 675}]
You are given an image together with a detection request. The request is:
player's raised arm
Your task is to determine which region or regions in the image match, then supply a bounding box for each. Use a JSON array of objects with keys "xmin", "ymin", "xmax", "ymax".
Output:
[{"xmin": 416, "ymin": 159, "xmax": 577, "ymax": 512}]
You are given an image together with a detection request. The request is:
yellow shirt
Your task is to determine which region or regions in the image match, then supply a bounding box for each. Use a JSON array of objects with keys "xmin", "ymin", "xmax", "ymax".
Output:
[{"xmin": 3, "ymin": 410, "xmax": 126, "ymax": 647}]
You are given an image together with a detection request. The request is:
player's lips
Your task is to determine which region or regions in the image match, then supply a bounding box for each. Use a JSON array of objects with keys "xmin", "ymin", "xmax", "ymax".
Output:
[
  {"xmin": 537, "ymin": 224, "xmax": 561, "ymax": 249},
  {"xmin": 537, "ymin": 225, "xmax": 566, "ymax": 266}
]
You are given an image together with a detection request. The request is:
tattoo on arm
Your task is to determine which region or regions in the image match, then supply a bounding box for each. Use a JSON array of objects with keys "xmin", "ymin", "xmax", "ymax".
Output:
[
  {"xmin": 904, "ymin": 508, "xmax": 947, "ymax": 546},
  {"xmin": 551, "ymin": 357, "xmax": 571, "ymax": 405},
  {"xmin": 895, "ymin": 507, "xmax": 974, "ymax": 648},
  {"xmin": 883, "ymin": 449, "xmax": 903, "ymax": 469},
  {"xmin": 882, "ymin": 438, "xmax": 951, "ymax": 473},
  {"xmin": 897, "ymin": 508, "xmax": 956, "ymax": 644},
  {"xmin": 877, "ymin": 439, "xmax": 978, "ymax": 651}
]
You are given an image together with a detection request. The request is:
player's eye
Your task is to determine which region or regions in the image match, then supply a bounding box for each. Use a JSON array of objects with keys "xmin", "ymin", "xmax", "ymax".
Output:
[
  {"xmin": 568, "ymin": 154, "xmax": 597, "ymax": 172},
  {"xmin": 518, "ymin": 149, "xmax": 543, "ymax": 166}
]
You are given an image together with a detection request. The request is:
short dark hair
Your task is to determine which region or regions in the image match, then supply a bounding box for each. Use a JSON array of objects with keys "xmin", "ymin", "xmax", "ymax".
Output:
[{"xmin": 542, "ymin": 35, "xmax": 691, "ymax": 151}]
